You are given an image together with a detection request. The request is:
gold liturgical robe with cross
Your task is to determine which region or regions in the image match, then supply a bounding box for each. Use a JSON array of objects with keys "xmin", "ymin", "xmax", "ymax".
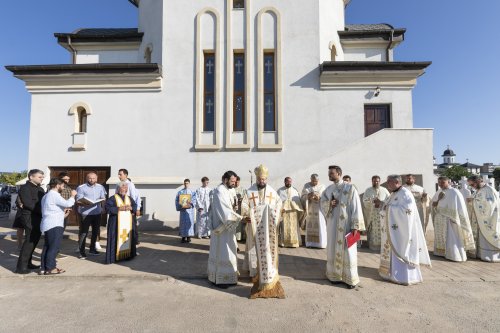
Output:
[
  {"xmin": 115, "ymin": 194, "xmax": 133, "ymax": 261},
  {"xmin": 242, "ymin": 184, "xmax": 284, "ymax": 299}
]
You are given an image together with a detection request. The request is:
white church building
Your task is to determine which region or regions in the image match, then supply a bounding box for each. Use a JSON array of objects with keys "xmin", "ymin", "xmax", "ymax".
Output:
[{"xmin": 7, "ymin": 0, "xmax": 433, "ymax": 225}]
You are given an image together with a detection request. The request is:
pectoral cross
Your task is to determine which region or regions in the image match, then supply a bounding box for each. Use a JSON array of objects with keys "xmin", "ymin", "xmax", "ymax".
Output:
[
  {"xmin": 206, "ymin": 59, "xmax": 214, "ymax": 74},
  {"xmin": 119, "ymin": 229, "xmax": 129, "ymax": 244},
  {"xmin": 235, "ymin": 59, "xmax": 243, "ymax": 74},
  {"xmin": 265, "ymin": 59, "xmax": 273, "ymax": 74},
  {"xmin": 265, "ymin": 100, "xmax": 273, "ymax": 114},
  {"xmin": 391, "ymin": 224, "xmax": 399, "ymax": 230},
  {"xmin": 206, "ymin": 100, "xmax": 214, "ymax": 114},
  {"xmin": 266, "ymin": 192, "xmax": 274, "ymax": 203},
  {"xmin": 249, "ymin": 193, "xmax": 258, "ymax": 206}
]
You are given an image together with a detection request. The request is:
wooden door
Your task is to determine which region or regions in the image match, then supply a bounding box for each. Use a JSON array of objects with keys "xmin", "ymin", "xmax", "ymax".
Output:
[
  {"xmin": 49, "ymin": 167, "xmax": 111, "ymax": 226},
  {"xmin": 365, "ymin": 105, "xmax": 391, "ymax": 137}
]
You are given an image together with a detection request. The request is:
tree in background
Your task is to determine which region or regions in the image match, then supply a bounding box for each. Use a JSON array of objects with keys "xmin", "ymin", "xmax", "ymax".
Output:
[
  {"xmin": 493, "ymin": 168, "xmax": 500, "ymax": 189},
  {"xmin": 439, "ymin": 165, "xmax": 471, "ymax": 183},
  {"xmin": 0, "ymin": 171, "xmax": 28, "ymax": 185}
]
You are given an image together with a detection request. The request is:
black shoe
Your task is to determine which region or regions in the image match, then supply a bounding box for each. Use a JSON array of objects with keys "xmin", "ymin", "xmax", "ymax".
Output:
[
  {"xmin": 15, "ymin": 269, "xmax": 31, "ymax": 274},
  {"xmin": 330, "ymin": 281, "xmax": 342, "ymax": 285},
  {"xmin": 181, "ymin": 237, "xmax": 186, "ymax": 243},
  {"xmin": 28, "ymin": 263, "xmax": 40, "ymax": 269},
  {"xmin": 187, "ymin": 237, "xmax": 191, "ymax": 243},
  {"xmin": 347, "ymin": 284, "xmax": 356, "ymax": 289},
  {"xmin": 78, "ymin": 253, "xmax": 87, "ymax": 260},
  {"xmin": 88, "ymin": 250, "xmax": 101, "ymax": 256}
]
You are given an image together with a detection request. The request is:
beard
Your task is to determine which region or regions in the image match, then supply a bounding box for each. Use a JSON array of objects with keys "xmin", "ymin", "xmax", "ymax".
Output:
[
  {"xmin": 257, "ymin": 183, "xmax": 266, "ymax": 190},
  {"xmin": 285, "ymin": 184, "xmax": 291, "ymax": 188}
]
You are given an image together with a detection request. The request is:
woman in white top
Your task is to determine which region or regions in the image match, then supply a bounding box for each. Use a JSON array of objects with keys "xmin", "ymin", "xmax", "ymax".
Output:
[{"xmin": 40, "ymin": 178, "xmax": 76, "ymax": 275}]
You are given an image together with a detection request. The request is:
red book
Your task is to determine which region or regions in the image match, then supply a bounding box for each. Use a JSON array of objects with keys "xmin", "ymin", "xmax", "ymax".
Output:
[{"xmin": 345, "ymin": 231, "xmax": 360, "ymax": 248}]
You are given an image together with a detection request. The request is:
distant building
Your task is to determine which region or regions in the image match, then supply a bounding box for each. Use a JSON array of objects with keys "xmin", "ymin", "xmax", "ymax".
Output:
[{"xmin": 434, "ymin": 146, "xmax": 498, "ymax": 177}]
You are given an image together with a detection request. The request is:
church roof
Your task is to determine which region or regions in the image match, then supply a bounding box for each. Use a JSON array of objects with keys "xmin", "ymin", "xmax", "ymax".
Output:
[
  {"xmin": 5, "ymin": 63, "xmax": 161, "ymax": 76},
  {"xmin": 442, "ymin": 148, "xmax": 456, "ymax": 156},
  {"xmin": 128, "ymin": 0, "xmax": 139, "ymax": 7},
  {"xmin": 345, "ymin": 24, "xmax": 395, "ymax": 31},
  {"xmin": 320, "ymin": 61, "xmax": 431, "ymax": 72},
  {"xmin": 340, "ymin": 24, "xmax": 406, "ymax": 41},
  {"xmin": 54, "ymin": 28, "xmax": 143, "ymax": 43},
  {"xmin": 461, "ymin": 162, "xmax": 481, "ymax": 168}
]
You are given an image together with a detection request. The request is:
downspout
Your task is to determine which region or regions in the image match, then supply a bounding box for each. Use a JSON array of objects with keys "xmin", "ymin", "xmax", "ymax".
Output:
[
  {"xmin": 67, "ymin": 36, "xmax": 77, "ymax": 64},
  {"xmin": 386, "ymin": 30, "xmax": 394, "ymax": 62}
]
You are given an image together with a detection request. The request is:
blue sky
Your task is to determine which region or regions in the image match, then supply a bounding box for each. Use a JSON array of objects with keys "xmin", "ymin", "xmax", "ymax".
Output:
[{"xmin": 1, "ymin": 0, "xmax": 499, "ymax": 171}]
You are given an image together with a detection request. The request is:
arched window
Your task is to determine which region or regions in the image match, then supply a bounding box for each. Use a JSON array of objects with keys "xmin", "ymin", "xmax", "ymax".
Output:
[
  {"xmin": 77, "ymin": 107, "xmax": 87, "ymax": 133},
  {"xmin": 234, "ymin": 0, "xmax": 245, "ymax": 9}
]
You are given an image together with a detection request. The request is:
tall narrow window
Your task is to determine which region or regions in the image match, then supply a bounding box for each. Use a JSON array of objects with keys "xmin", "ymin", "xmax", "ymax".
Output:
[
  {"xmin": 77, "ymin": 107, "xmax": 87, "ymax": 133},
  {"xmin": 233, "ymin": 52, "xmax": 245, "ymax": 132},
  {"xmin": 203, "ymin": 52, "xmax": 215, "ymax": 132},
  {"xmin": 263, "ymin": 52, "xmax": 275, "ymax": 131},
  {"xmin": 233, "ymin": 0, "xmax": 245, "ymax": 9}
]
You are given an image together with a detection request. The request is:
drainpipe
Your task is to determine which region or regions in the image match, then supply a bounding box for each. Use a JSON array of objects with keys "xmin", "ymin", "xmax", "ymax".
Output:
[
  {"xmin": 67, "ymin": 36, "xmax": 77, "ymax": 64},
  {"xmin": 386, "ymin": 30, "xmax": 394, "ymax": 62}
]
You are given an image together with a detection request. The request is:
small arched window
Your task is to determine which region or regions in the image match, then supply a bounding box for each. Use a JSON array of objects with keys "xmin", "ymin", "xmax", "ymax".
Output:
[
  {"xmin": 144, "ymin": 46, "xmax": 153, "ymax": 63},
  {"xmin": 77, "ymin": 107, "xmax": 87, "ymax": 133},
  {"xmin": 234, "ymin": 0, "xmax": 245, "ymax": 9}
]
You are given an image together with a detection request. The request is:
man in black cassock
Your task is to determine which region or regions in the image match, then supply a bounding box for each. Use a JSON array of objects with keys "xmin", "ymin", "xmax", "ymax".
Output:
[{"xmin": 105, "ymin": 182, "xmax": 137, "ymax": 264}]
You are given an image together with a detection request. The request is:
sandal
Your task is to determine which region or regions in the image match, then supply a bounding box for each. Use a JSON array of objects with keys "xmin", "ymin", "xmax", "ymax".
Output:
[{"xmin": 45, "ymin": 268, "xmax": 66, "ymax": 275}]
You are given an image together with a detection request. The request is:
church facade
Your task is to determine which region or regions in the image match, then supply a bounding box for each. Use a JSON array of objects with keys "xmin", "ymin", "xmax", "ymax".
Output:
[{"xmin": 6, "ymin": 0, "xmax": 433, "ymax": 224}]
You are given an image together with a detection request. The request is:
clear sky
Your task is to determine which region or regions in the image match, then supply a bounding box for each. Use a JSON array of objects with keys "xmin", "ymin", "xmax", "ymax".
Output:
[{"xmin": 1, "ymin": 0, "xmax": 499, "ymax": 171}]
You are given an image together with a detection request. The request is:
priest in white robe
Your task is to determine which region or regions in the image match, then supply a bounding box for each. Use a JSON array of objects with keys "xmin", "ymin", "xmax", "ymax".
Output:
[
  {"xmin": 403, "ymin": 174, "xmax": 429, "ymax": 232},
  {"xmin": 320, "ymin": 165, "xmax": 365, "ymax": 289},
  {"xmin": 241, "ymin": 165, "xmax": 284, "ymax": 299},
  {"xmin": 195, "ymin": 177, "xmax": 212, "ymax": 239},
  {"xmin": 431, "ymin": 176, "xmax": 475, "ymax": 262},
  {"xmin": 362, "ymin": 175, "xmax": 390, "ymax": 251},
  {"xmin": 207, "ymin": 171, "xmax": 242, "ymax": 287},
  {"xmin": 377, "ymin": 175, "xmax": 431, "ymax": 285},
  {"xmin": 301, "ymin": 174, "xmax": 327, "ymax": 248},
  {"xmin": 467, "ymin": 175, "xmax": 500, "ymax": 262},
  {"xmin": 277, "ymin": 177, "xmax": 304, "ymax": 248}
]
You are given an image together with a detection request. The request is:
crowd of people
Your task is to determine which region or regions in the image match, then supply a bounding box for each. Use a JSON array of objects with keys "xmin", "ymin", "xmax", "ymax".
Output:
[
  {"xmin": 13, "ymin": 168, "xmax": 140, "ymax": 275},
  {"xmin": 11, "ymin": 164, "xmax": 499, "ymax": 300},
  {"xmin": 176, "ymin": 165, "xmax": 499, "ymax": 298}
]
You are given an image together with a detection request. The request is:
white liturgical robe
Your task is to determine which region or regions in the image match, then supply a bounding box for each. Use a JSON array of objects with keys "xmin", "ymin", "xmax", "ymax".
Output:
[
  {"xmin": 431, "ymin": 187, "xmax": 475, "ymax": 262},
  {"xmin": 320, "ymin": 181, "xmax": 365, "ymax": 286},
  {"xmin": 277, "ymin": 186, "xmax": 303, "ymax": 248},
  {"xmin": 403, "ymin": 184, "xmax": 429, "ymax": 231},
  {"xmin": 301, "ymin": 183, "xmax": 327, "ymax": 248},
  {"xmin": 207, "ymin": 184, "xmax": 242, "ymax": 285},
  {"xmin": 470, "ymin": 184, "xmax": 500, "ymax": 262},
  {"xmin": 379, "ymin": 187, "xmax": 431, "ymax": 285},
  {"xmin": 362, "ymin": 186, "xmax": 390, "ymax": 251}
]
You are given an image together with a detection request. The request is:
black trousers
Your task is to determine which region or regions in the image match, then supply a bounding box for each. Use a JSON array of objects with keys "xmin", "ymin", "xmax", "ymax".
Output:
[
  {"xmin": 16, "ymin": 215, "xmax": 41, "ymax": 271},
  {"xmin": 78, "ymin": 214, "xmax": 101, "ymax": 254},
  {"xmin": 41, "ymin": 227, "xmax": 64, "ymax": 271}
]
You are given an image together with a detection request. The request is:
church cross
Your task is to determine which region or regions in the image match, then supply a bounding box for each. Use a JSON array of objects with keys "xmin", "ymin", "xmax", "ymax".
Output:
[
  {"xmin": 265, "ymin": 59, "xmax": 273, "ymax": 74},
  {"xmin": 235, "ymin": 59, "xmax": 243, "ymax": 74},
  {"xmin": 249, "ymin": 193, "xmax": 258, "ymax": 206},
  {"xmin": 266, "ymin": 192, "xmax": 274, "ymax": 203},
  {"xmin": 206, "ymin": 100, "xmax": 214, "ymax": 114},
  {"xmin": 206, "ymin": 60, "xmax": 214, "ymax": 74},
  {"xmin": 265, "ymin": 100, "xmax": 273, "ymax": 113},
  {"xmin": 119, "ymin": 229, "xmax": 129, "ymax": 244}
]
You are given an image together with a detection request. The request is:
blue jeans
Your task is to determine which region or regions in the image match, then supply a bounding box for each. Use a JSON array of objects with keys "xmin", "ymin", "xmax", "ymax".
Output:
[{"xmin": 41, "ymin": 227, "xmax": 64, "ymax": 271}]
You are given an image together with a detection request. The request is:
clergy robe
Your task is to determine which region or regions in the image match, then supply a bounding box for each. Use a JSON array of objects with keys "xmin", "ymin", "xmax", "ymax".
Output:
[
  {"xmin": 105, "ymin": 194, "xmax": 137, "ymax": 264},
  {"xmin": 362, "ymin": 186, "xmax": 390, "ymax": 251},
  {"xmin": 301, "ymin": 183, "xmax": 327, "ymax": 248},
  {"xmin": 195, "ymin": 186, "xmax": 212, "ymax": 238},
  {"xmin": 403, "ymin": 184, "xmax": 429, "ymax": 232},
  {"xmin": 277, "ymin": 186, "xmax": 304, "ymax": 248},
  {"xmin": 175, "ymin": 188, "xmax": 196, "ymax": 237},
  {"xmin": 470, "ymin": 185, "xmax": 500, "ymax": 262},
  {"xmin": 207, "ymin": 184, "xmax": 242, "ymax": 285},
  {"xmin": 320, "ymin": 181, "xmax": 365, "ymax": 286},
  {"xmin": 379, "ymin": 187, "xmax": 431, "ymax": 285},
  {"xmin": 431, "ymin": 188, "xmax": 475, "ymax": 261},
  {"xmin": 241, "ymin": 184, "xmax": 284, "ymax": 299}
]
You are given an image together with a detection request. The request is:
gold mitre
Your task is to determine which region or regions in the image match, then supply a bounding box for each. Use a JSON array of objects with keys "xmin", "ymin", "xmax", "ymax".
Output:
[{"xmin": 254, "ymin": 164, "xmax": 269, "ymax": 178}]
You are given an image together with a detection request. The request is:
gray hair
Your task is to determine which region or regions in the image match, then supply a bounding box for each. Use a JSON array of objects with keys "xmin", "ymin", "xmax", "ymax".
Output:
[
  {"xmin": 118, "ymin": 181, "xmax": 129, "ymax": 188},
  {"xmin": 387, "ymin": 174, "xmax": 402, "ymax": 183},
  {"xmin": 310, "ymin": 173, "xmax": 319, "ymax": 180}
]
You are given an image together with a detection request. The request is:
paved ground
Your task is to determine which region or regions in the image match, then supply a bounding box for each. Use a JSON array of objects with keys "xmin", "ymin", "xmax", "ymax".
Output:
[{"xmin": 0, "ymin": 221, "xmax": 499, "ymax": 332}]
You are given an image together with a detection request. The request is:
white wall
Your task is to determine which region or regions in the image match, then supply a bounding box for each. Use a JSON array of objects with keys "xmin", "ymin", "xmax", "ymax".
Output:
[
  {"xmin": 75, "ymin": 49, "xmax": 139, "ymax": 64},
  {"xmin": 26, "ymin": 0, "xmax": 431, "ymax": 224},
  {"xmin": 343, "ymin": 47, "xmax": 387, "ymax": 61}
]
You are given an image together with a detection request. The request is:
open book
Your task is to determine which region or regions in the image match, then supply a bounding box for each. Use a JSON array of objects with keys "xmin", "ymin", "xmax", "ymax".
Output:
[
  {"xmin": 77, "ymin": 197, "xmax": 105, "ymax": 205},
  {"xmin": 345, "ymin": 231, "xmax": 360, "ymax": 248}
]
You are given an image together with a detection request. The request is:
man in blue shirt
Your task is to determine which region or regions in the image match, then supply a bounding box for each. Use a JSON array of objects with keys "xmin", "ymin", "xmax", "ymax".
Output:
[{"xmin": 76, "ymin": 172, "xmax": 107, "ymax": 259}]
